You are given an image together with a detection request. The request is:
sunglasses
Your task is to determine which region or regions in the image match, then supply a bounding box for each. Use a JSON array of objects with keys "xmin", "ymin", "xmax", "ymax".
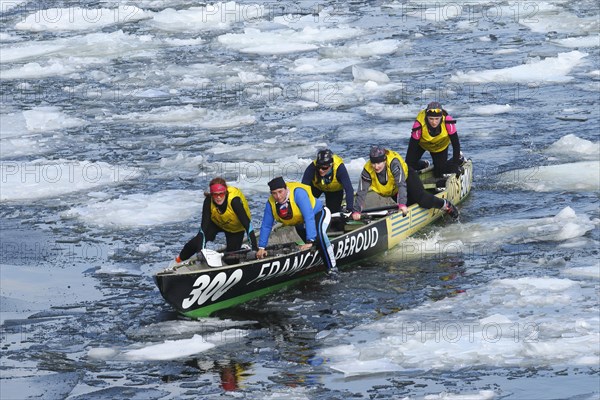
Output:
[
  {"xmin": 211, "ymin": 192, "xmax": 226, "ymax": 198},
  {"xmin": 319, "ymin": 165, "xmax": 332, "ymax": 171},
  {"xmin": 427, "ymin": 108, "xmax": 442, "ymax": 114}
]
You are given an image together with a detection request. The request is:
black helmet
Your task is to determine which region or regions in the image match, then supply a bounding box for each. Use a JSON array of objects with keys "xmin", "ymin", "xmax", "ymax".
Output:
[
  {"xmin": 369, "ymin": 146, "xmax": 386, "ymax": 164},
  {"xmin": 425, "ymin": 101, "xmax": 443, "ymax": 117},
  {"xmin": 316, "ymin": 149, "xmax": 333, "ymax": 166}
]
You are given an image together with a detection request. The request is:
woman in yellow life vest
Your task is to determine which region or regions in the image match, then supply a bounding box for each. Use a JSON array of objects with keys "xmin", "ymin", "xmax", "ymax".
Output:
[
  {"xmin": 351, "ymin": 146, "xmax": 459, "ymax": 221},
  {"xmin": 256, "ymin": 176, "xmax": 337, "ymax": 275},
  {"xmin": 406, "ymin": 101, "xmax": 464, "ymax": 178},
  {"xmin": 301, "ymin": 149, "xmax": 354, "ymax": 213},
  {"xmin": 175, "ymin": 177, "xmax": 258, "ymax": 263}
]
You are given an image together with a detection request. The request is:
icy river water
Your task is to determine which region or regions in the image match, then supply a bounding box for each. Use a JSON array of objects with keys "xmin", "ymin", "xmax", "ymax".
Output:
[{"xmin": 1, "ymin": 1, "xmax": 599, "ymax": 399}]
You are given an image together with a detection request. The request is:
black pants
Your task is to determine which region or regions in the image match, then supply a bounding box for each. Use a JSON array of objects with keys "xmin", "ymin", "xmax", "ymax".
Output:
[
  {"xmin": 293, "ymin": 208, "xmax": 336, "ymax": 271},
  {"xmin": 179, "ymin": 220, "xmax": 245, "ymax": 261},
  {"xmin": 406, "ymin": 145, "xmax": 459, "ymax": 178},
  {"xmin": 310, "ymin": 187, "xmax": 344, "ymax": 213},
  {"xmin": 394, "ymin": 168, "xmax": 445, "ymax": 210}
]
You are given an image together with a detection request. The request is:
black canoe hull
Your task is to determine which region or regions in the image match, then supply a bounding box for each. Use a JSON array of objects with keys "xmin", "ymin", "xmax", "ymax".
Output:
[{"xmin": 154, "ymin": 160, "xmax": 473, "ymax": 318}]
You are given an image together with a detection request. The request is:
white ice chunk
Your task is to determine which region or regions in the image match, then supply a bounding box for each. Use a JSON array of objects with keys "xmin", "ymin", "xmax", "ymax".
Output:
[
  {"xmin": 498, "ymin": 161, "xmax": 599, "ymax": 192},
  {"xmin": 0, "ymin": 160, "xmax": 141, "ymax": 202},
  {"xmin": 451, "ymin": 51, "xmax": 587, "ymax": 84},
  {"xmin": 352, "ymin": 65, "xmax": 390, "ymax": 83}
]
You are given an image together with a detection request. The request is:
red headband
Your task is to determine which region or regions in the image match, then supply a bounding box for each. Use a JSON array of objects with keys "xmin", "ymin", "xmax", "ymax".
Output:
[{"xmin": 210, "ymin": 184, "xmax": 227, "ymax": 193}]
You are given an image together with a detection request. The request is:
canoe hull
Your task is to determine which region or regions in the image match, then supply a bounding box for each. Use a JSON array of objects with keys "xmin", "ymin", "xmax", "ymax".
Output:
[
  {"xmin": 154, "ymin": 218, "xmax": 389, "ymax": 318},
  {"xmin": 154, "ymin": 160, "xmax": 473, "ymax": 318}
]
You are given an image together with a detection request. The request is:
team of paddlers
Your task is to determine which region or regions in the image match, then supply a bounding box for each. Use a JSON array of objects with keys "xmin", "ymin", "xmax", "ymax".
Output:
[{"xmin": 174, "ymin": 102, "xmax": 464, "ymax": 275}]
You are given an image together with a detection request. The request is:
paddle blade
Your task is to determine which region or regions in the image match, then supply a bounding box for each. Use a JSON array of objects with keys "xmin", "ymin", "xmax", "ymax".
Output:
[{"xmin": 200, "ymin": 249, "xmax": 224, "ymax": 268}]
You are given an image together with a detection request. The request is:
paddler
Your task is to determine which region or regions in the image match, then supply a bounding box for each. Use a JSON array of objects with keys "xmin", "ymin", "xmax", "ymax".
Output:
[
  {"xmin": 352, "ymin": 146, "xmax": 459, "ymax": 220},
  {"xmin": 256, "ymin": 176, "xmax": 338, "ymax": 275},
  {"xmin": 301, "ymin": 148, "xmax": 354, "ymax": 213},
  {"xmin": 405, "ymin": 101, "xmax": 464, "ymax": 178},
  {"xmin": 175, "ymin": 177, "xmax": 258, "ymax": 263}
]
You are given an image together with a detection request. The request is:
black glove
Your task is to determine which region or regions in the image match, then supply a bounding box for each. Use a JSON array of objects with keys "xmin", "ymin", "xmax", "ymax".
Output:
[
  {"xmin": 454, "ymin": 154, "xmax": 465, "ymax": 165},
  {"xmin": 451, "ymin": 163, "xmax": 464, "ymax": 176}
]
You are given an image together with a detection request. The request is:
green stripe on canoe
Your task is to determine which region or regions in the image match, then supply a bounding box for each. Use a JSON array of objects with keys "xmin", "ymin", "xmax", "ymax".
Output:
[{"xmin": 182, "ymin": 271, "xmax": 323, "ymax": 318}]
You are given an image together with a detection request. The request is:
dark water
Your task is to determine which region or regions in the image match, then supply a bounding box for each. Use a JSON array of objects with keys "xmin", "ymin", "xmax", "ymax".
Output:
[{"xmin": 1, "ymin": 0, "xmax": 599, "ymax": 399}]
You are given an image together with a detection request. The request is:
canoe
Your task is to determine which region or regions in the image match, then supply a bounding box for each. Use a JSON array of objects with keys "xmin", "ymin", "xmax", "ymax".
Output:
[{"xmin": 154, "ymin": 160, "xmax": 473, "ymax": 318}]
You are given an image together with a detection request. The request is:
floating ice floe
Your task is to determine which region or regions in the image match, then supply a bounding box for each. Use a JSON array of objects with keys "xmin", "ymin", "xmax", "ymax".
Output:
[
  {"xmin": 450, "ymin": 51, "xmax": 588, "ymax": 84},
  {"xmin": 2, "ymin": 30, "xmax": 167, "ymax": 63},
  {"xmin": 320, "ymin": 272, "xmax": 599, "ymax": 377},
  {"xmin": 88, "ymin": 329, "xmax": 249, "ymax": 361},
  {"xmin": 359, "ymin": 103, "xmax": 417, "ymax": 120},
  {"xmin": 352, "ymin": 65, "xmax": 390, "ymax": 83},
  {"xmin": 291, "ymin": 57, "xmax": 359, "ymax": 74},
  {"xmin": 550, "ymin": 35, "xmax": 600, "ymax": 49},
  {"xmin": 470, "ymin": 104, "xmax": 512, "ymax": 115},
  {"xmin": 563, "ymin": 266, "xmax": 600, "ymax": 280},
  {"xmin": 437, "ymin": 207, "xmax": 597, "ymax": 246},
  {"xmin": 319, "ymin": 39, "xmax": 404, "ymax": 58},
  {"xmin": 518, "ymin": 4, "xmax": 599, "ymax": 35},
  {"xmin": 15, "ymin": 6, "xmax": 150, "ymax": 32},
  {"xmin": 22, "ymin": 107, "xmax": 87, "ymax": 132},
  {"xmin": 104, "ymin": 104, "xmax": 256, "ymax": 129},
  {"xmin": 0, "ymin": 160, "xmax": 142, "ymax": 202},
  {"xmin": 498, "ymin": 160, "xmax": 599, "ymax": 192},
  {"xmin": 149, "ymin": 1, "xmax": 265, "ymax": 32},
  {"xmin": 544, "ymin": 134, "xmax": 599, "ymax": 161},
  {"xmin": 218, "ymin": 24, "xmax": 363, "ymax": 55},
  {"xmin": 0, "ymin": 107, "xmax": 87, "ymax": 158},
  {"xmin": 63, "ymin": 190, "xmax": 203, "ymax": 228},
  {"xmin": 0, "ymin": 30, "xmax": 199, "ymax": 79}
]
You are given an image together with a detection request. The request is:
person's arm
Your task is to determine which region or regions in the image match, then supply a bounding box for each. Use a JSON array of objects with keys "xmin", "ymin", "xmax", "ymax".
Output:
[
  {"xmin": 301, "ymin": 163, "xmax": 321, "ymax": 198},
  {"xmin": 336, "ymin": 164, "xmax": 354, "ymax": 211},
  {"xmin": 390, "ymin": 158, "xmax": 408, "ymax": 214},
  {"xmin": 231, "ymin": 197, "xmax": 258, "ymax": 250},
  {"xmin": 301, "ymin": 163, "xmax": 315, "ymax": 185},
  {"xmin": 199, "ymin": 196, "xmax": 212, "ymax": 232},
  {"xmin": 405, "ymin": 137, "xmax": 422, "ymax": 169},
  {"xmin": 258, "ymin": 202, "xmax": 274, "ymax": 249},
  {"xmin": 445, "ymin": 116, "xmax": 461, "ymax": 162},
  {"xmin": 351, "ymin": 169, "xmax": 371, "ymax": 220},
  {"xmin": 294, "ymin": 187, "xmax": 318, "ymax": 242},
  {"xmin": 449, "ymin": 132, "xmax": 461, "ymax": 162},
  {"xmin": 411, "ymin": 120, "xmax": 422, "ymax": 140}
]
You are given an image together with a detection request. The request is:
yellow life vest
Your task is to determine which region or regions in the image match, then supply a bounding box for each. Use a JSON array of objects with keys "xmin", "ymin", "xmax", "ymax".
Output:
[
  {"xmin": 268, "ymin": 182, "xmax": 316, "ymax": 226},
  {"xmin": 416, "ymin": 110, "xmax": 451, "ymax": 153},
  {"xmin": 210, "ymin": 186, "xmax": 251, "ymax": 233},
  {"xmin": 312, "ymin": 154, "xmax": 344, "ymax": 192},
  {"xmin": 364, "ymin": 149, "xmax": 408, "ymax": 197}
]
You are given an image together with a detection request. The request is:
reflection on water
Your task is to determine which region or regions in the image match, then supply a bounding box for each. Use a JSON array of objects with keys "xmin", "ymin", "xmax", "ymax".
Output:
[{"xmin": 184, "ymin": 358, "xmax": 252, "ymax": 391}]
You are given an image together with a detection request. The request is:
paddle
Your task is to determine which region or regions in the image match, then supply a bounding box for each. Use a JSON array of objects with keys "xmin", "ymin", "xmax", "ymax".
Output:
[
  {"xmin": 221, "ymin": 247, "xmax": 257, "ymax": 264},
  {"xmin": 331, "ymin": 204, "xmax": 399, "ymax": 218},
  {"xmin": 223, "ymin": 247, "xmax": 253, "ymax": 257},
  {"xmin": 199, "ymin": 249, "xmax": 225, "ymax": 268},
  {"xmin": 223, "ymin": 243, "xmax": 298, "ymax": 264}
]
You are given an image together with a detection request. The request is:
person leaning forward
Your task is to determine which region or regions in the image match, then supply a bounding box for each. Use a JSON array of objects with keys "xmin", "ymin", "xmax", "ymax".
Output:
[
  {"xmin": 301, "ymin": 148, "xmax": 354, "ymax": 213},
  {"xmin": 175, "ymin": 177, "xmax": 258, "ymax": 263},
  {"xmin": 256, "ymin": 177, "xmax": 337, "ymax": 274},
  {"xmin": 405, "ymin": 101, "xmax": 464, "ymax": 178},
  {"xmin": 351, "ymin": 146, "xmax": 459, "ymax": 221}
]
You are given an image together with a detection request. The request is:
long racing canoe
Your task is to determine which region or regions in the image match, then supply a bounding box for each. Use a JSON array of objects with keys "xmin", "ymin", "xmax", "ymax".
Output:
[{"xmin": 154, "ymin": 160, "xmax": 473, "ymax": 318}]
